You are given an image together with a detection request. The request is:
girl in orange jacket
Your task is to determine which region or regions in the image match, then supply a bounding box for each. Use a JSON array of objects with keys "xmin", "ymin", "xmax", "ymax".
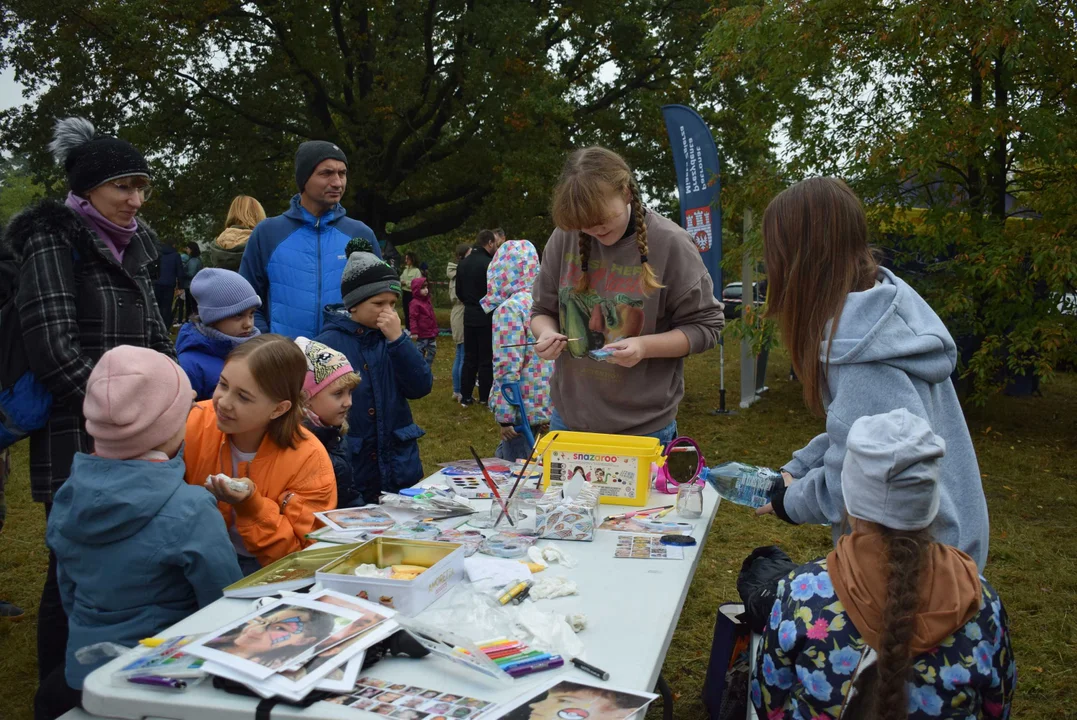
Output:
[{"xmin": 184, "ymin": 334, "xmax": 336, "ymax": 573}]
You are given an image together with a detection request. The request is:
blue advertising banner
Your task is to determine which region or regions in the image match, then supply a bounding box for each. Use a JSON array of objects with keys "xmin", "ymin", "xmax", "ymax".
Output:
[{"xmin": 661, "ymin": 104, "xmax": 722, "ymax": 297}]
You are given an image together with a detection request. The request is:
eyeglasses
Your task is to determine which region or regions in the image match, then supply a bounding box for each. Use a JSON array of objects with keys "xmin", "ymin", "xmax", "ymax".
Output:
[{"xmin": 108, "ymin": 181, "xmax": 153, "ymax": 201}]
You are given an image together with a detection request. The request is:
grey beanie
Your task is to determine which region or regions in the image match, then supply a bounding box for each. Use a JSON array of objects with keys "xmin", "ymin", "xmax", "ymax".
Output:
[
  {"xmin": 842, "ymin": 408, "xmax": 946, "ymax": 531},
  {"xmin": 295, "ymin": 140, "xmax": 348, "ymax": 192},
  {"xmin": 190, "ymin": 268, "xmax": 262, "ymax": 325},
  {"xmin": 341, "ymin": 251, "xmax": 401, "ymax": 310}
]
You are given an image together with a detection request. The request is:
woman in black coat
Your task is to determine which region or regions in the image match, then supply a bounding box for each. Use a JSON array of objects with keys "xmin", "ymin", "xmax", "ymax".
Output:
[{"xmin": 0, "ymin": 117, "xmax": 174, "ymax": 720}]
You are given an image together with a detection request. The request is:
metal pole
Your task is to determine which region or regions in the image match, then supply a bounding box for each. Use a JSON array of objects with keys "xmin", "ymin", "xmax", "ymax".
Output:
[{"xmin": 740, "ymin": 208, "xmax": 757, "ymax": 409}]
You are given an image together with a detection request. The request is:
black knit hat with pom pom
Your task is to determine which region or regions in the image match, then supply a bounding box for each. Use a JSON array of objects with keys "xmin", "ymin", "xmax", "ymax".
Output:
[{"xmin": 48, "ymin": 117, "xmax": 150, "ymax": 194}]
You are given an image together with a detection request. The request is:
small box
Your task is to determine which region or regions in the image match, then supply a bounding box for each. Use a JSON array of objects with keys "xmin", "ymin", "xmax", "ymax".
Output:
[
  {"xmin": 540, "ymin": 431, "xmax": 662, "ymax": 507},
  {"xmin": 315, "ymin": 537, "xmax": 465, "ymax": 616},
  {"xmin": 535, "ymin": 485, "xmax": 599, "ymax": 541}
]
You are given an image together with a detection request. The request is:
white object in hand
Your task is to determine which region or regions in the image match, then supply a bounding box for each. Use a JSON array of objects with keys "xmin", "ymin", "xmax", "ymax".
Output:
[{"xmin": 205, "ymin": 474, "xmax": 249, "ymax": 494}]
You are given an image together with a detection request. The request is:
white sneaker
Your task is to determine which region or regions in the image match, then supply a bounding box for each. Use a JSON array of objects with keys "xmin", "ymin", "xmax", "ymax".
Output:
[{"xmin": 452, "ymin": 392, "xmax": 462, "ymax": 402}]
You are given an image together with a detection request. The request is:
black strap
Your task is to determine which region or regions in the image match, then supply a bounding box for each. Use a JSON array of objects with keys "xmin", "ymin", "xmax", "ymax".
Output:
[{"xmin": 255, "ymin": 698, "xmax": 278, "ymax": 720}]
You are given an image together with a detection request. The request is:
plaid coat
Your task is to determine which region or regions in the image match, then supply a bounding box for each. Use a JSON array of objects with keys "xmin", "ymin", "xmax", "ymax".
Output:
[{"xmin": 1, "ymin": 200, "xmax": 175, "ymax": 503}]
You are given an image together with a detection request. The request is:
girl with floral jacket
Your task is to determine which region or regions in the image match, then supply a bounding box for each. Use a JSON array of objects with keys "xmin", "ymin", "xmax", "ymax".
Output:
[{"xmin": 754, "ymin": 409, "xmax": 1014, "ymax": 720}]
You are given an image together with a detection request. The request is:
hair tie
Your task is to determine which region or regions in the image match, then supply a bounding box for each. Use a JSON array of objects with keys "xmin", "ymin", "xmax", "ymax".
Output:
[{"xmin": 639, "ymin": 254, "xmax": 648, "ymax": 264}]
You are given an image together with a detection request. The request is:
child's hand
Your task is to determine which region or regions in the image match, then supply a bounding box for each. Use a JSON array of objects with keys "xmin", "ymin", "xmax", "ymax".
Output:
[
  {"xmin": 605, "ymin": 337, "xmax": 647, "ymax": 367},
  {"xmin": 535, "ymin": 331, "xmax": 567, "ymax": 360},
  {"xmin": 377, "ymin": 308, "xmax": 403, "ymax": 341},
  {"xmin": 499, "ymin": 424, "xmax": 519, "ymax": 441},
  {"xmin": 205, "ymin": 475, "xmax": 254, "ymax": 505}
]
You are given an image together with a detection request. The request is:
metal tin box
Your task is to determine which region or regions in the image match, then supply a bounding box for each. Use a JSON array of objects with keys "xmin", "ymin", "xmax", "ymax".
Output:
[{"xmin": 315, "ymin": 537, "xmax": 465, "ymax": 616}]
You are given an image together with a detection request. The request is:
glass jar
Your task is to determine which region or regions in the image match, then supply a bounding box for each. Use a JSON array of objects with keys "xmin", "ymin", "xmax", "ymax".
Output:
[{"xmin": 676, "ymin": 482, "xmax": 704, "ymax": 519}]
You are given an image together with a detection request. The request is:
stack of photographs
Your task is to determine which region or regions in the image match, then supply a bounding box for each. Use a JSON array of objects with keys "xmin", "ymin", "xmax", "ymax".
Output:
[
  {"xmin": 494, "ymin": 678, "xmax": 658, "ymax": 719},
  {"xmin": 184, "ymin": 589, "xmax": 399, "ymax": 702},
  {"xmin": 324, "ymin": 676, "xmax": 496, "ymax": 718}
]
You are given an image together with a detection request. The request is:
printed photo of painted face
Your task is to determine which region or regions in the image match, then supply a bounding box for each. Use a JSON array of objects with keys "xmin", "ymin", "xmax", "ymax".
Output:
[
  {"xmin": 204, "ymin": 606, "xmax": 337, "ymax": 671},
  {"xmin": 505, "ymin": 681, "xmax": 653, "ymax": 720}
]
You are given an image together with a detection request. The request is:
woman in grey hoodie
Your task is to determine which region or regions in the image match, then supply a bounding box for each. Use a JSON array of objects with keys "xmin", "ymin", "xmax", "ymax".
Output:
[{"xmin": 756, "ymin": 177, "xmax": 990, "ymax": 571}]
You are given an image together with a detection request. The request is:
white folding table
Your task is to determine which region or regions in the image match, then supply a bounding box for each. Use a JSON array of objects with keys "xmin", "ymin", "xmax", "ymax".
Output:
[{"xmin": 61, "ymin": 473, "xmax": 721, "ymax": 720}]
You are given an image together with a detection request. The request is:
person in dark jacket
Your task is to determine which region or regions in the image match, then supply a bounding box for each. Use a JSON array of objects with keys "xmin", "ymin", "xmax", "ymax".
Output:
[
  {"xmin": 175, "ymin": 268, "xmax": 262, "ymax": 400},
  {"xmin": 314, "ymin": 250, "xmax": 432, "ymax": 504},
  {"xmin": 0, "ymin": 116, "xmax": 174, "ymax": 712},
  {"xmin": 295, "ymin": 337, "xmax": 362, "ymax": 506},
  {"xmin": 456, "ymin": 229, "xmax": 497, "ymax": 406},
  {"xmin": 154, "ymin": 240, "xmax": 185, "ymax": 327},
  {"xmin": 180, "ymin": 242, "xmax": 203, "ymax": 321},
  {"xmin": 239, "ymin": 141, "xmax": 381, "ymax": 339}
]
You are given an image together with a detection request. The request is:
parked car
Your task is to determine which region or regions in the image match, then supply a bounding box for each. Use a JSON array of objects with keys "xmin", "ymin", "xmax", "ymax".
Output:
[{"xmin": 722, "ymin": 281, "xmax": 760, "ymax": 319}]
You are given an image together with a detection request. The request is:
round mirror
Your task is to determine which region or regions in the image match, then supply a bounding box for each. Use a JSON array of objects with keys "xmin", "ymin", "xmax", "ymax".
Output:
[{"xmin": 663, "ymin": 437, "xmax": 704, "ymax": 485}]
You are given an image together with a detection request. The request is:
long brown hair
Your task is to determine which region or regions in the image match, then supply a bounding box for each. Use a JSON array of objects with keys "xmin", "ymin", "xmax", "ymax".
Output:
[
  {"xmin": 225, "ymin": 334, "xmax": 308, "ymax": 449},
  {"xmin": 551, "ymin": 147, "xmax": 663, "ymax": 295},
  {"xmin": 844, "ymin": 526, "xmax": 932, "ymax": 720},
  {"xmin": 762, "ymin": 177, "xmax": 878, "ymax": 415},
  {"xmin": 224, "ymin": 195, "xmax": 267, "ymax": 230}
]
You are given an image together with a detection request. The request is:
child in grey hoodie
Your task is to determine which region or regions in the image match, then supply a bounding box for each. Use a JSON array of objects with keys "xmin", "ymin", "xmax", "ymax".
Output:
[{"xmin": 757, "ymin": 177, "xmax": 990, "ymax": 571}]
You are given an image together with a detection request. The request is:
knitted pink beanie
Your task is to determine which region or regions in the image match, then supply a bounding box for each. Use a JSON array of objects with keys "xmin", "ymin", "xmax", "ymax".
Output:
[
  {"xmin": 294, "ymin": 336, "xmax": 356, "ymax": 398},
  {"xmin": 83, "ymin": 346, "xmax": 194, "ymax": 459}
]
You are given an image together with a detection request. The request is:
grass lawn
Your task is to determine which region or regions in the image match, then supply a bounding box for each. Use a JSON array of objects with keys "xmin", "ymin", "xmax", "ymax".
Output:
[{"xmin": 1, "ymin": 336, "xmax": 1075, "ymax": 718}]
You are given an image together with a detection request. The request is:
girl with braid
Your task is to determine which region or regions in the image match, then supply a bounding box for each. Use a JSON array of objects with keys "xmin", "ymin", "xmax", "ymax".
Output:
[
  {"xmin": 754, "ymin": 409, "xmax": 1014, "ymax": 719},
  {"xmin": 531, "ymin": 147, "xmax": 724, "ymax": 441}
]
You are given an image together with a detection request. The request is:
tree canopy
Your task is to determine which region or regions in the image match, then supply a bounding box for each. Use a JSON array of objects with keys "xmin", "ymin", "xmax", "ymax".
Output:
[
  {"xmin": 705, "ymin": 0, "xmax": 1077, "ymax": 401},
  {"xmin": 0, "ymin": 0, "xmax": 718, "ymax": 247}
]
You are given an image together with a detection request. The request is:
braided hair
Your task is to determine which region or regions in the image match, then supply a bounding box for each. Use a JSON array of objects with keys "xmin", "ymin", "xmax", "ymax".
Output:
[
  {"xmin": 844, "ymin": 526, "xmax": 931, "ymax": 720},
  {"xmin": 551, "ymin": 147, "xmax": 664, "ymax": 295}
]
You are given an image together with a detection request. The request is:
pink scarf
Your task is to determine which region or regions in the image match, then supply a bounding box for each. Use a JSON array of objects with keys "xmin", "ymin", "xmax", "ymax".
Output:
[{"xmin": 65, "ymin": 192, "xmax": 137, "ymax": 263}]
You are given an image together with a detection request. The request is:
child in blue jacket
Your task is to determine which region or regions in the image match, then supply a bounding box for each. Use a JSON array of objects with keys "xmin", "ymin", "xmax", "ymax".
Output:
[
  {"xmin": 42, "ymin": 346, "xmax": 241, "ymax": 720},
  {"xmin": 175, "ymin": 268, "xmax": 262, "ymax": 400},
  {"xmin": 315, "ymin": 250, "xmax": 432, "ymax": 504}
]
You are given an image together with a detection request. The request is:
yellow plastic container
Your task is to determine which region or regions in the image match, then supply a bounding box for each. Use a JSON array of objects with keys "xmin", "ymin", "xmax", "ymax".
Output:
[{"xmin": 540, "ymin": 431, "xmax": 662, "ymax": 507}]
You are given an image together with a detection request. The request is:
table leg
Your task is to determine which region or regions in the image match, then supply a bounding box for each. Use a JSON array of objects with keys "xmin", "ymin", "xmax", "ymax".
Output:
[{"xmin": 655, "ymin": 674, "xmax": 674, "ymax": 720}]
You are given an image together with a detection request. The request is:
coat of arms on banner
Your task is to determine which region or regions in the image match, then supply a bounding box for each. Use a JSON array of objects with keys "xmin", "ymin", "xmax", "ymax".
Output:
[{"xmin": 686, "ymin": 206, "xmax": 712, "ymax": 252}]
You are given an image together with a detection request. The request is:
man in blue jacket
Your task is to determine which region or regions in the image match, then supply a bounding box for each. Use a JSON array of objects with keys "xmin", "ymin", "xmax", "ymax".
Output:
[{"xmin": 240, "ymin": 141, "xmax": 381, "ymax": 338}]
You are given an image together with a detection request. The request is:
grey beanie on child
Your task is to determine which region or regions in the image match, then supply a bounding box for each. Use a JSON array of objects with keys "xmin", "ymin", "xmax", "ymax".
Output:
[
  {"xmin": 841, "ymin": 408, "xmax": 946, "ymax": 531},
  {"xmin": 190, "ymin": 268, "xmax": 262, "ymax": 325},
  {"xmin": 340, "ymin": 251, "xmax": 401, "ymax": 310},
  {"xmin": 295, "ymin": 140, "xmax": 348, "ymax": 192}
]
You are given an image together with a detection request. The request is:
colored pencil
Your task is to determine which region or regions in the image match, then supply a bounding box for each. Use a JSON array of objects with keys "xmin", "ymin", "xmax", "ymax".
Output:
[{"xmin": 470, "ymin": 446, "xmax": 514, "ymax": 526}]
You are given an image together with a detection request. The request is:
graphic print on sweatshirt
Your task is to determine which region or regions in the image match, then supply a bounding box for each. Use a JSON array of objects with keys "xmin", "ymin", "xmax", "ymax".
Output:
[{"xmin": 557, "ymin": 249, "xmax": 645, "ymax": 359}]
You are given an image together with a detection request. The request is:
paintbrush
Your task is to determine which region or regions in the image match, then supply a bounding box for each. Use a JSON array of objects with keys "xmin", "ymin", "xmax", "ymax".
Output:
[
  {"xmin": 495, "ymin": 432, "xmax": 546, "ymax": 526},
  {"xmin": 532, "ymin": 432, "xmax": 564, "ymax": 488},
  {"xmin": 497, "ymin": 338, "xmax": 582, "ymax": 349},
  {"xmin": 469, "ymin": 446, "xmax": 515, "ymax": 527}
]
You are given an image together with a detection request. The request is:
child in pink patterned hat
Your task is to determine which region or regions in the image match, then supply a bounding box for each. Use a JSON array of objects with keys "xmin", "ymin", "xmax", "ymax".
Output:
[{"xmin": 295, "ymin": 337, "xmax": 362, "ymax": 505}]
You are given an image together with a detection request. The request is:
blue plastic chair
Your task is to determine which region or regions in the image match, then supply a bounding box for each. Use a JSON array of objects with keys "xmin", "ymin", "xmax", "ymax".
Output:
[{"xmin": 500, "ymin": 381, "xmax": 535, "ymax": 453}]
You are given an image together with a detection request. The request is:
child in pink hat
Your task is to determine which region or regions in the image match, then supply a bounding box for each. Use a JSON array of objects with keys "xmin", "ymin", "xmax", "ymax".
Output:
[
  {"xmin": 295, "ymin": 337, "xmax": 362, "ymax": 506},
  {"xmin": 42, "ymin": 346, "xmax": 242, "ymax": 716}
]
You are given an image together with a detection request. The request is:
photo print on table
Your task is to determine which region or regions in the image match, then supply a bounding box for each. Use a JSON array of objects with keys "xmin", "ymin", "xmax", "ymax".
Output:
[
  {"xmin": 497, "ymin": 678, "xmax": 658, "ymax": 720},
  {"xmin": 186, "ymin": 598, "xmax": 366, "ymax": 680}
]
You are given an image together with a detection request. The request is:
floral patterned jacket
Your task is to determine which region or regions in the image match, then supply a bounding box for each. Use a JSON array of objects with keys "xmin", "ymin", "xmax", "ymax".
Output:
[{"xmin": 753, "ymin": 559, "xmax": 1015, "ymax": 719}]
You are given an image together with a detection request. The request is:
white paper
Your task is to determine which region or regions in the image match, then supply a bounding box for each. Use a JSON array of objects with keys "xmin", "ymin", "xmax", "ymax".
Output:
[
  {"xmin": 463, "ymin": 556, "xmax": 531, "ymax": 593},
  {"xmin": 489, "ymin": 675, "xmax": 658, "ymax": 719}
]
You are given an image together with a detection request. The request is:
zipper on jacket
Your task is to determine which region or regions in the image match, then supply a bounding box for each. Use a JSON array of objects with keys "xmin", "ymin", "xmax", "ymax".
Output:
[{"xmin": 315, "ymin": 216, "xmax": 323, "ymax": 334}]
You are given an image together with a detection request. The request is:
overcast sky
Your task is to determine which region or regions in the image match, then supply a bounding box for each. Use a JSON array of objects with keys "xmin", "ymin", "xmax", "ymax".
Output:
[{"xmin": 0, "ymin": 67, "xmax": 26, "ymax": 111}]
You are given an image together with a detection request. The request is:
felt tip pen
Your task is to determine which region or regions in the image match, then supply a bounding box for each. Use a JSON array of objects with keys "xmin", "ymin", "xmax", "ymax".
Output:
[
  {"xmin": 128, "ymin": 675, "xmax": 188, "ymax": 689},
  {"xmin": 138, "ymin": 637, "xmax": 166, "ymax": 648},
  {"xmin": 493, "ymin": 650, "xmax": 544, "ymax": 665},
  {"xmin": 507, "ymin": 657, "xmax": 565, "ymax": 677},
  {"xmin": 571, "ymin": 657, "xmax": 611, "ymax": 681},
  {"xmin": 502, "ymin": 652, "xmax": 553, "ymax": 670}
]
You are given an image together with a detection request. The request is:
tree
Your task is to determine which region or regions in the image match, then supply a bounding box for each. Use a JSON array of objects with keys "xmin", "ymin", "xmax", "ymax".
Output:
[
  {"xmin": 0, "ymin": 156, "xmax": 44, "ymax": 227},
  {"xmin": 705, "ymin": 0, "xmax": 1077, "ymax": 402},
  {"xmin": 0, "ymin": 0, "xmax": 719, "ymax": 247}
]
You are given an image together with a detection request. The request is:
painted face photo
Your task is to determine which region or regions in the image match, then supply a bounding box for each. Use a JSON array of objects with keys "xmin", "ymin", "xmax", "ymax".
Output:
[
  {"xmin": 361, "ymin": 677, "xmax": 388, "ymax": 688},
  {"xmin": 349, "ymin": 697, "xmax": 376, "ymax": 709},
  {"xmin": 503, "ymin": 681, "xmax": 654, "ymax": 720},
  {"xmin": 374, "ymin": 704, "xmax": 398, "ymax": 716},
  {"xmin": 203, "ymin": 605, "xmax": 338, "ymax": 671},
  {"xmin": 377, "ymin": 692, "xmax": 405, "ymax": 703}
]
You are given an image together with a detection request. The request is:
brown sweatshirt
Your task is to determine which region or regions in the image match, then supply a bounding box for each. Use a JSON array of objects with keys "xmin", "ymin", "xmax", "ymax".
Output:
[{"xmin": 531, "ymin": 210, "xmax": 724, "ymax": 435}]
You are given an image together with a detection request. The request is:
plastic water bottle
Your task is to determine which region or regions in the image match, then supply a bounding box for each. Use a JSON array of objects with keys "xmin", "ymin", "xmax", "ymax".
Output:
[{"xmin": 700, "ymin": 462, "xmax": 781, "ymax": 509}]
